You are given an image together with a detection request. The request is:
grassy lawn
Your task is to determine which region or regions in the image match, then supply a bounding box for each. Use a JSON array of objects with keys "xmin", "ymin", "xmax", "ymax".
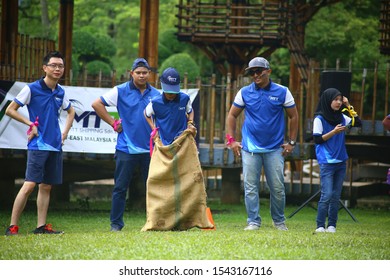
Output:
[{"xmin": 0, "ymin": 199, "xmax": 389, "ymax": 260}]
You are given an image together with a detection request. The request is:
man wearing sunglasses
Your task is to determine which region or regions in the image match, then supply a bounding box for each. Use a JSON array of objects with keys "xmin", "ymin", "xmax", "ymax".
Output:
[{"xmin": 226, "ymin": 57, "xmax": 298, "ymax": 231}]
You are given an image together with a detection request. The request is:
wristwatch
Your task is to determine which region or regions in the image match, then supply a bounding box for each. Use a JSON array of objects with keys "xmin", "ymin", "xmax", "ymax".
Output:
[{"xmin": 288, "ymin": 140, "xmax": 296, "ymax": 146}]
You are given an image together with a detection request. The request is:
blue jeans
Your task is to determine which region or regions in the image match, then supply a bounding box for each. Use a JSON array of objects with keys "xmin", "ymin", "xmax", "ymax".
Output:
[
  {"xmin": 242, "ymin": 149, "xmax": 286, "ymax": 226},
  {"xmin": 316, "ymin": 162, "xmax": 346, "ymax": 228},
  {"xmin": 110, "ymin": 150, "xmax": 150, "ymax": 229}
]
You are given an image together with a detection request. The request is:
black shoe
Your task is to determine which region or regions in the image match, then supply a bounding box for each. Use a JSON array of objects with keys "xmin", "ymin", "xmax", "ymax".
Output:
[
  {"xmin": 33, "ymin": 224, "xmax": 64, "ymax": 234},
  {"xmin": 5, "ymin": 225, "xmax": 19, "ymax": 236}
]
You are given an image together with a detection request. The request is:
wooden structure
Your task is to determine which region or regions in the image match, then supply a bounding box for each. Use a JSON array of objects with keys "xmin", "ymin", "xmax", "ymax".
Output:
[
  {"xmin": 139, "ymin": 0, "xmax": 160, "ymax": 83},
  {"xmin": 176, "ymin": 0, "xmax": 341, "ymax": 91},
  {"xmin": 380, "ymin": 0, "xmax": 390, "ymax": 55}
]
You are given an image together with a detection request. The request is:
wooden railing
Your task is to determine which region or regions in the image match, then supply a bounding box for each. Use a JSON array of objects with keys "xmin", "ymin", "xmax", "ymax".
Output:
[
  {"xmin": 0, "ymin": 34, "xmax": 56, "ymax": 82},
  {"xmin": 176, "ymin": 0, "xmax": 288, "ymax": 45}
]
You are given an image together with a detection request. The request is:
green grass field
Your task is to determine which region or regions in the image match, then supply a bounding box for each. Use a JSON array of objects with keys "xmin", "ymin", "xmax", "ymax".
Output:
[{"xmin": 0, "ymin": 199, "xmax": 389, "ymax": 260}]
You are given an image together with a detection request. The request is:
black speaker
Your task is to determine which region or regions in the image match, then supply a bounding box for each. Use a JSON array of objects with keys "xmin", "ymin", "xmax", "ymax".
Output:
[{"xmin": 320, "ymin": 71, "xmax": 352, "ymax": 98}]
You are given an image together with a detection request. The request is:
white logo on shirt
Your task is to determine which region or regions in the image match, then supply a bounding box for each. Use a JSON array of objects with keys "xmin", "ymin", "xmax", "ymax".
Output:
[
  {"xmin": 179, "ymin": 107, "xmax": 185, "ymax": 110},
  {"xmin": 269, "ymin": 96, "xmax": 278, "ymax": 101}
]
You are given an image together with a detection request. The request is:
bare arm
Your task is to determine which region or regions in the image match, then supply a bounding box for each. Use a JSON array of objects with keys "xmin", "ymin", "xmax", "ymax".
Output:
[
  {"xmin": 5, "ymin": 101, "xmax": 30, "ymax": 126},
  {"xmin": 144, "ymin": 110, "xmax": 155, "ymax": 130},
  {"xmin": 226, "ymin": 105, "xmax": 243, "ymax": 156},
  {"xmin": 6, "ymin": 101, "xmax": 38, "ymax": 141},
  {"xmin": 286, "ymin": 106, "xmax": 299, "ymax": 143},
  {"xmin": 92, "ymin": 98, "xmax": 122, "ymax": 132},
  {"xmin": 281, "ymin": 106, "xmax": 299, "ymax": 156},
  {"xmin": 62, "ymin": 106, "xmax": 75, "ymax": 145}
]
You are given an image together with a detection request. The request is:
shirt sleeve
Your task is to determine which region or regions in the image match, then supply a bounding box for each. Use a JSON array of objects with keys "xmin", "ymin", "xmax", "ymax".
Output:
[
  {"xmin": 62, "ymin": 90, "xmax": 71, "ymax": 110},
  {"xmin": 313, "ymin": 117, "xmax": 323, "ymax": 135},
  {"xmin": 232, "ymin": 89, "xmax": 245, "ymax": 107},
  {"xmin": 186, "ymin": 97, "xmax": 193, "ymax": 114},
  {"xmin": 14, "ymin": 85, "xmax": 31, "ymax": 106},
  {"xmin": 283, "ymin": 88, "xmax": 295, "ymax": 108},
  {"xmin": 101, "ymin": 87, "xmax": 119, "ymax": 106},
  {"xmin": 144, "ymin": 101, "xmax": 154, "ymax": 118}
]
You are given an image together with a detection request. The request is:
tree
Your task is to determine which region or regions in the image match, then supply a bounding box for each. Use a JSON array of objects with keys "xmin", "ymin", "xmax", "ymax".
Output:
[{"xmin": 159, "ymin": 53, "xmax": 200, "ymax": 84}]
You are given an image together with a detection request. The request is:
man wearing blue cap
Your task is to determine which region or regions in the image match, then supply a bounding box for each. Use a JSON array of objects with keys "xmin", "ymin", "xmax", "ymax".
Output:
[
  {"xmin": 141, "ymin": 67, "xmax": 212, "ymax": 231},
  {"xmin": 226, "ymin": 57, "xmax": 299, "ymax": 231},
  {"xmin": 144, "ymin": 67, "xmax": 196, "ymax": 144},
  {"xmin": 92, "ymin": 58, "xmax": 160, "ymax": 232}
]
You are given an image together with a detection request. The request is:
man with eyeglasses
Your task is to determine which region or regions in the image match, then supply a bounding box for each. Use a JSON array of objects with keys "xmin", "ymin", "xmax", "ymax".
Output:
[
  {"xmin": 226, "ymin": 57, "xmax": 298, "ymax": 231},
  {"xmin": 5, "ymin": 51, "xmax": 75, "ymax": 235},
  {"xmin": 92, "ymin": 58, "xmax": 160, "ymax": 232}
]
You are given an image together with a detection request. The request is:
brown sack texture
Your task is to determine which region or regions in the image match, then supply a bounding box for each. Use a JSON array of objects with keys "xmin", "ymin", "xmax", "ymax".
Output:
[{"xmin": 142, "ymin": 129, "xmax": 214, "ymax": 231}]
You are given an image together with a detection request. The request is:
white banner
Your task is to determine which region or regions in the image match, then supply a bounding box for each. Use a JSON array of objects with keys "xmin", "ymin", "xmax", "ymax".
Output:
[{"xmin": 0, "ymin": 81, "xmax": 199, "ymax": 154}]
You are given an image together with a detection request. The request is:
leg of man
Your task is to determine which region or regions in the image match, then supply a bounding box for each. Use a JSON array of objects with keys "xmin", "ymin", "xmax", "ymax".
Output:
[
  {"xmin": 10, "ymin": 181, "xmax": 36, "ymax": 225},
  {"xmin": 110, "ymin": 150, "xmax": 137, "ymax": 230},
  {"xmin": 37, "ymin": 183, "xmax": 52, "ymax": 227},
  {"xmin": 36, "ymin": 151, "xmax": 62, "ymax": 227},
  {"xmin": 263, "ymin": 148, "xmax": 286, "ymax": 224},
  {"xmin": 139, "ymin": 153, "xmax": 151, "ymax": 185},
  {"xmin": 242, "ymin": 150, "xmax": 262, "ymax": 227}
]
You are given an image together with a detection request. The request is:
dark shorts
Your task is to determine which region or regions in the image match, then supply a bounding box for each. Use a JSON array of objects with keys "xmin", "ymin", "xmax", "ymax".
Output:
[{"xmin": 25, "ymin": 150, "xmax": 63, "ymax": 185}]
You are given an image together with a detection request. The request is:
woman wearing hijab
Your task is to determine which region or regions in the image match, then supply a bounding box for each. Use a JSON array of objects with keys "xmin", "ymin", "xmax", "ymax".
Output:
[{"xmin": 313, "ymin": 88, "xmax": 361, "ymax": 233}]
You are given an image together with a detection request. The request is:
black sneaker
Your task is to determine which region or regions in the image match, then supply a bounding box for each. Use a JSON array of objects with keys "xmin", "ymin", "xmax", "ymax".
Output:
[
  {"xmin": 5, "ymin": 225, "xmax": 19, "ymax": 236},
  {"xmin": 33, "ymin": 224, "xmax": 64, "ymax": 234}
]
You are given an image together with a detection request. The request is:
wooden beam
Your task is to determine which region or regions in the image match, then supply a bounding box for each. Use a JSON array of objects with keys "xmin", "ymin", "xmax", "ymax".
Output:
[
  {"xmin": 139, "ymin": 0, "xmax": 159, "ymax": 83},
  {"xmin": 58, "ymin": 0, "xmax": 74, "ymax": 85},
  {"xmin": 0, "ymin": 0, "xmax": 18, "ymax": 67}
]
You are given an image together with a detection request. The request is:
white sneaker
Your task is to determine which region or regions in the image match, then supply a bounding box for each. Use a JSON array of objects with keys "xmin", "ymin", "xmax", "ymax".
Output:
[
  {"xmin": 315, "ymin": 227, "xmax": 326, "ymax": 233},
  {"xmin": 326, "ymin": 226, "xmax": 336, "ymax": 233},
  {"xmin": 244, "ymin": 224, "xmax": 260, "ymax": 231}
]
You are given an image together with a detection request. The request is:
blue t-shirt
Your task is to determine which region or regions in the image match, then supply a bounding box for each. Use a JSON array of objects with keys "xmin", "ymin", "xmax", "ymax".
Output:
[
  {"xmin": 233, "ymin": 80, "xmax": 296, "ymax": 152},
  {"xmin": 313, "ymin": 115, "xmax": 351, "ymax": 164},
  {"xmin": 100, "ymin": 80, "xmax": 160, "ymax": 154},
  {"xmin": 14, "ymin": 78, "xmax": 71, "ymax": 151},
  {"xmin": 145, "ymin": 92, "xmax": 192, "ymax": 145}
]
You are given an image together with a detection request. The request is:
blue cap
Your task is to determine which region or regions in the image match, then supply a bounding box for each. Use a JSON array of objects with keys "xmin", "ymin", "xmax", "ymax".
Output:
[
  {"xmin": 160, "ymin": 67, "xmax": 180, "ymax": 94},
  {"xmin": 132, "ymin": 58, "xmax": 150, "ymax": 71}
]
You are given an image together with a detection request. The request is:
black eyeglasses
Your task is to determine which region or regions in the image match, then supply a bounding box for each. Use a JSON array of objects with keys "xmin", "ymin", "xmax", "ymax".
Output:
[
  {"xmin": 248, "ymin": 68, "xmax": 266, "ymax": 76},
  {"xmin": 46, "ymin": 64, "xmax": 65, "ymax": 70}
]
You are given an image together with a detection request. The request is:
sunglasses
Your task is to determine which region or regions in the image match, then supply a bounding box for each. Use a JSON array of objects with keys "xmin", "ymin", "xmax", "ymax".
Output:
[{"xmin": 248, "ymin": 68, "xmax": 268, "ymax": 76}]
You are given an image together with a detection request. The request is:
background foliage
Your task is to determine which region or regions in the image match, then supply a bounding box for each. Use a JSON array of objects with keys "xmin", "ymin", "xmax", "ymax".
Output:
[{"xmin": 13, "ymin": 0, "xmax": 389, "ymax": 116}]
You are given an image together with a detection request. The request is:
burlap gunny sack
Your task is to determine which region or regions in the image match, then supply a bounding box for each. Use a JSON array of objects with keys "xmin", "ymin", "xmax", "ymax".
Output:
[{"xmin": 141, "ymin": 129, "xmax": 214, "ymax": 231}]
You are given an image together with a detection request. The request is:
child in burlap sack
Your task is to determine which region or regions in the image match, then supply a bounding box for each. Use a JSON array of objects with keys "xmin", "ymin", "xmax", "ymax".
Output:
[{"xmin": 143, "ymin": 67, "xmax": 214, "ymax": 231}]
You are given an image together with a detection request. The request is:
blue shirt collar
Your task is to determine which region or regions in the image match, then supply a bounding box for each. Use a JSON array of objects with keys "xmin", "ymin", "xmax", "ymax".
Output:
[{"xmin": 255, "ymin": 79, "xmax": 272, "ymax": 91}]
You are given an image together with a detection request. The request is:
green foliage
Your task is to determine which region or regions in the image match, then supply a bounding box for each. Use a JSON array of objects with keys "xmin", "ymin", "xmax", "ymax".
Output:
[
  {"xmin": 269, "ymin": 48, "xmax": 291, "ymax": 86},
  {"xmin": 73, "ymin": 30, "xmax": 116, "ymax": 60},
  {"xmin": 86, "ymin": 61, "xmax": 112, "ymax": 76},
  {"xmin": 1, "ymin": 200, "xmax": 389, "ymax": 260},
  {"xmin": 72, "ymin": 30, "xmax": 116, "ymax": 70},
  {"xmin": 159, "ymin": 53, "xmax": 200, "ymax": 83}
]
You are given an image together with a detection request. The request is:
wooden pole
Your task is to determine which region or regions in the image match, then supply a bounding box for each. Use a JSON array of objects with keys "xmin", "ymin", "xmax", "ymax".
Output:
[
  {"xmin": 58, "ymin": 0, "xmax": 74, "ymax": 86},
  {"xmin": 209, "ymin": 74, "xmax": 216, "ymax": 165},
  {"xmin": 372, "ymin": 62, "xmax": 378, "ymax": 123},
  {"xmin": 139, "ymin": 0, "xmax": 159, "ymax": 84},
  {"xmin": 360, "ymin": 68, "xmax": 367, "ymax": 117},
  {"xmin": 385, "ymin": 62, "xmax": 389, "ymax": 116}
]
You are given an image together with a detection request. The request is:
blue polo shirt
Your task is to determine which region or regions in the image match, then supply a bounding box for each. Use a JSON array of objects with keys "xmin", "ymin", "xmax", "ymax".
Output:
[
  {"xmin": 14, "ymin": 78, "xmax": 71, "ymax": 151},
  {"xmin": 313, "ymin": 115, "xmax": 351, "ymax": 164},
  {"xmin": 233, "ymin": 80, "xmax": 296, "ymax": 152},
  {"xmin": 145, "ymin": 92, "xmax": 192, "ymax": 145},
  {"xmin": 100, "ymin": 80, "xmax": 160, "ymax": 154}
]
